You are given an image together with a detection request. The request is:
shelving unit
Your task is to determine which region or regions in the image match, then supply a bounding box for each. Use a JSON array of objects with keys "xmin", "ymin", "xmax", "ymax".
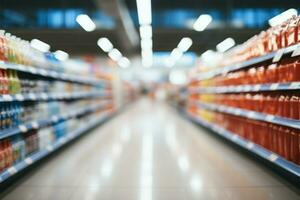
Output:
[
  {"xmin": 0, "ymin": 62, "xmax": 108, "ymax": 86},
  {"xmin": 182, "ymin": 21, "xmax": 300, "ymax": 182},
  {"xmin": 186, "ymin": 111, "xmax": 300, "ymax": 177},
  {"xmin": 0, "ymin": 101, "xmax": 112, "ymax": 140},
  {"xmin": 190, "ymin": 100, "xmax": 300, "ymax": 130},
  {"xmin": 191, "ymin": 44, "xmax": 299, "ymax": 82},
  {"xmin": 0, "ymin": 110, "xmax": 114, "ymax": 183},
  {"xmin": 189, "ymin": 82, "xmax": 300, "ymax": 94},
  {"xmin": 0, "ymin": 91, "xmax": 111, "ymax": 102}
]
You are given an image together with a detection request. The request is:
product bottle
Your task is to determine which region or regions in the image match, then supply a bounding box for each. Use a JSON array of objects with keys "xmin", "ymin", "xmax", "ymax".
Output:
[{"xmin": 2, "ymin": 70, "xmax": 9, "ymax": 94}]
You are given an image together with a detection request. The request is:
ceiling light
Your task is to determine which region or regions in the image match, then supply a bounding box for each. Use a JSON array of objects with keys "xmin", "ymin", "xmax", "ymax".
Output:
[
  {"xmin": 193, "ymin": 14, "xmax": 212, "ymax": 32},
  {"xmin": 140, "ymin": 25, "xmax": 152, "ymax": 39},
  {"xmin": 177, "ymin": 37, "xmax": 193, "ymax": 52},
  {"xmin": 216, "ymin": 38, "xmax": 235, "ymax": 52},
  {"xmin": 30, "ymin": 39, "xmax": 50, "ymax": 52},
  {"xmin": 170, "ymin": 48, "xmax": 183, "ymax": 60},
  {"xmin": 76, "ymin": 14, "xmax": 96, "ymax": 32},
  {"xmin": 108, "ymin": 48, "xmax": 122, "ymax": 61},
  {"xmin": 118, "ymin": 57, "xmax": 131, "ymax": 68},
  {"xmin": 97, "ymin": 37, "xmax": 113, "ymax": 52},
  {"xmin": 136, "ymin": 0, "xmax": 152, "ymax": 25},
  {"xmin": 54, "ymin": 50, "xmax": 69, "ymax": 61},
  {"xmin": 141, "ymin": 38, "xmax": 153, "ymax": 50},
  {"xmin": 269, "ymin": 8, "xmax": 298, "ymax": 27}
]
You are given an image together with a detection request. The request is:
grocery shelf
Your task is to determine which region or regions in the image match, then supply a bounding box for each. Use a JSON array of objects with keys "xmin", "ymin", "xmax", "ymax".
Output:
[
  {"xmin": 192, "ymin": 44, "xmax": 299, "ymax": 81},
  {"xmin": 191, "ymin": 100, "xmax": 300, "ymax": 130},
  {"xmin": 189, "ymin": 82, "xmax": 300, "ymax": 94},
  {"xmin": 0, "ymin": 101, "xmax": 112, "ymax": 140},
  {"xmin": 0, "ymin": 91, "xmax": 111, "ymax": 102},
  {"xmin": 0, "ymin": 110, "xmax": 114, "ymax": 184},
  {"xmin": 0, "ymin": 62, "xmax": 109, "ymax": 86},
  {"xmin": 186, "ymin": 112, "xmax": 300, "ymax": 178}
]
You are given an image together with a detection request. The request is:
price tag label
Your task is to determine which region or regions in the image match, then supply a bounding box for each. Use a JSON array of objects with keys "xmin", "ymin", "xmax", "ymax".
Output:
[
  {"xmin": 247, "ymin": 111, "xmax": 255, "ymax": 118},
  {"xmin": 234, "ymin": 109, "xmax": 241, "ymax": 115},
  {"xmin": 28, "ymin": 67, "xmax": 37, "ymax": 74},
  {"xmin": 289, "ymin": 82, "xmax": 300, "ymax": 89},
  {"xmin": 7, "ymin": 167, "xmax": 17, "ymax": 175},
  {"xmin": 25, "ymin": 158, "xmax": 33, "ymax": 165},
  {"xmin": 254, "ymin": 84, "xmax": 261, "ymax": 91},
  {"xmin": 31, "ymin": 121, "xmax": 39, "ymax": 129},
  {"xmin": 47, "ymin": 145, "xmax": 53, "ymax": 152},
  {"xmin": 50, "ymin": 71, "xmax": 58, "ymax": 78},
  {"xmin": 60, "ymin": 137, "xmax": 66, "ymax": 144},
  {"xmin": 29, "ymin": 93, "xmax": 36, "ymax": 100},
  {"xmin": 272, "ymin": 49, "xmax": 284, "ymax": 62},
  {"xmin": 41, "ymin": 93, "xmax": 48, "ymax": 100},
  {"xmin": 39, "ymin": 69, "xmax": 48, "ymax": 76},
  {"xmin": 268, "ymin": 154, "xmax": 278, "ymax": 162},
  {"xmin": 247, "ymin": 142, "xmax": 254, "ymax": 149},
  {"xmin": 232, "ymin": 135, "xmax": 238, "ymax": 141},
  {"xmin": 266, "ymin": 115, "xmax": 275, "ymax": 122},
  {"xmin": 15, "ymin": 94, "xmax": 24, "ymax": 101},
  {"xmin": 291, "ymin": 44, "xmax": 300, "ymax": 57},
  {"xmin": 51, "ymin": 116, "xmax": 59, "ymax": 123},
  {"xmin": 19, "ymin": 125, "xmax": 28, "ymax": 133},
  {"xmin": 3, "ymin": 95, "xmax": 13, "ymax": 101},
  {"xmin": 270, "ymin": 83, "xmax": 279, "ymax": 90}
]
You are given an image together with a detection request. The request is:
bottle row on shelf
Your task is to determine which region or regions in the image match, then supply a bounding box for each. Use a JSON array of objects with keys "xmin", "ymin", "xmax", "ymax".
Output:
[
  {"xmin": 188, "ymin": 107, "xmax": 300, "ymax": 166},
  {"xmin": 192, "ymin": 58, "xmax": 300, "ymax": 87},
  {"xmin": 191, "ymin": 92, "xmax": 300, "ymax": 120},
  {"xmin": 219, "ymin": 15, "xmax": 300, "ymax": 68},
  {"xmin": 0, "ymin": 69, "xmax": 97, "ymax": 95},
  {"xmin": 0, "ymin": 110, "xmax": 111, "ymax": 174},
  {"xmin": 0, "ymin": 99, "xmax": 110, "ymax": 131}
]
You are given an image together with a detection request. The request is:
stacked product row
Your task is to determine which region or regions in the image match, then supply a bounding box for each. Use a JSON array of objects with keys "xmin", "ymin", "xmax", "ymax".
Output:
[
  {"xmin": 221, "ymin": 15, "xmax": 300, "ymax": 67},
  {"xmin": 0, "ymin": 31, "xmax": 117, "ymax": 182},
  {"xmin": 188, "ymin": 107, "xmax": 299, "ymax": 165},
  {"xmin": 192, "ymin": 58, "xmax": 300, "ymax": 87},
  {"xmin": 186, "ymin": 16, "xmax": 300, "ymax": 173},
  {"xmin": 191, "ymin": 92, "xmax": 300, "ymax": 120}
]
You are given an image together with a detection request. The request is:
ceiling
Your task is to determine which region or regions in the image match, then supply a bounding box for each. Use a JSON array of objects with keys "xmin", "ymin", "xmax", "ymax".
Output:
[{"xmin": 2, "ymin": 0, "xmax": 299, "ymax": 55}]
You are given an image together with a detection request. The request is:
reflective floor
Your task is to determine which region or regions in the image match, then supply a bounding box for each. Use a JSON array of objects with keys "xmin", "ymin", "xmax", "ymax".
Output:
[{"xmin": 2, "ymin": 98, "xmax": 299, "ymax": 200}]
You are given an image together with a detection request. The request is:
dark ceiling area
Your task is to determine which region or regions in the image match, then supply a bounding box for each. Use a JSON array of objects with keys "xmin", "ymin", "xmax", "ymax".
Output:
[{"xmin": 2, "ymin": 0, "xmax": 299, "ymax": 55}]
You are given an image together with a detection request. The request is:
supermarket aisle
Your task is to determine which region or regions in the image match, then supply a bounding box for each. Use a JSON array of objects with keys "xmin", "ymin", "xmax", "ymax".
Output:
[{"xmin": 1, "ymin": 98, "xmax": 299, "ymax": 200}]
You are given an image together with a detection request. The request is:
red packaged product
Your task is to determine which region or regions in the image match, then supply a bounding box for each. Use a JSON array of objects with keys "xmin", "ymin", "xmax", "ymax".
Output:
[
  {"xmin": 283, "ymin": 96, "xmax": 290, "ymax": 118},
  {"xmin": 278, "ymin": 126, "xmax": 285, "ymax": 156},
  {"xmin": 285, "ymin": 16, "xmax": 299, "ymax": 46},
  {"xmin": 290, "ymin": 95, "xmax": 299, "ymax": 120},
  {"xmin": 292, "ymin": 60, "xmax": 300, "ymax": 81}
]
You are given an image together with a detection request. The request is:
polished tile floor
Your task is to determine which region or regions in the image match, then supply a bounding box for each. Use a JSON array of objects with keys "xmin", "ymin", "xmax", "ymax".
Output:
[{"xmin": 1, "ymin": 98, "xmax": 299, "ymax": 200}]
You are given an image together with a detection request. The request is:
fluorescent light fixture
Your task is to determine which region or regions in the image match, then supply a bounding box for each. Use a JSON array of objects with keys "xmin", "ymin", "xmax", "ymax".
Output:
[
  {"xmin": 169, "ymin": 70, "xmax": 187, "ymax": 85},
  {"xmin": 141, "ymin": 38, "xmax": 153, "ymax": 50},
  {"xmin": 193, "ymin": 14, "xmax": 212, "ymax": 31},
  {"xmin": 269, "ymin": 8, "xmax": 298, "ymax": 27},
  {"xmin": 54, "ymin": 50, "xmax": 69, "ymax": 61},
  {"xmin": 30, "ymin": 39, "xmax": 50, "ymax": 52},
  {"xmin": 216, "ymin": 37, "xmax": 235, "ymax": 52},
  {"xmin": 140, "ymin": 25, "xmax": 152, "ymax": 39},
  {"xmin": 136, "ymin": 0, "xmax": 152, "ymax": 25},
  {"xmin": 142, "ymin": 50, "xmax": 153, "ymax": 67},
  {"xmin": 108, "ymin": 48, "xmax": 122, "ymax": 61},
  {"xmin": 177, "ymin": 37, "xmax": 193, "ymax": 52},
  {"xmin": 76, "ymin": 14, "xmax": 96, "ymax": 32},
  {"xmin": 170, "ymin": 48, "xmax": 183, "ymax": 60},
  {"xmin": 97, "ymin": 37, "xmax": 113, "ymax": 53},
  {"xmin": 118, "ymin": 57, "xmax": 131, "ymax": 68}
]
